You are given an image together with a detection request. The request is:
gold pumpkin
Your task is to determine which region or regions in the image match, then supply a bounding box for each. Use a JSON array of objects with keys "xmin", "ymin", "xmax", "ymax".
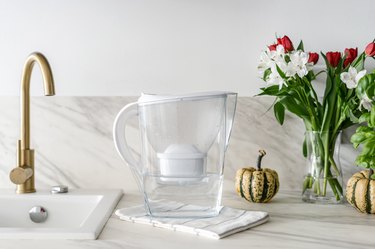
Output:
[
  {"xmin": 346, "ymin": 169, "xmax": 375, "ymax": 214},
  {"xmin": 235, "ymin": 150, "xmax": 279, "ymax": 203}
]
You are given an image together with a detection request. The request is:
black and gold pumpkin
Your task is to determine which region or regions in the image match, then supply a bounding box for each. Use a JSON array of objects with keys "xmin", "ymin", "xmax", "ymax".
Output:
[
  {"xmin": 235, "ymin": 150, "xmax": 279, "ymax": 203},
  {"xmin": 346, "ymin": 169, "xmax": 375, "ymax": 214}
]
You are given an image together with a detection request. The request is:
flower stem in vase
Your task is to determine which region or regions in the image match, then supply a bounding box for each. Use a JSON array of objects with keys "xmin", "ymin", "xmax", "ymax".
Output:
[
  {"xmin": 303, "ymin": 131, "xmax": 343, "ymax": 203},
  {"xmin": 257, "ymin": 35, "xmax": 372, "ymax": 204}
]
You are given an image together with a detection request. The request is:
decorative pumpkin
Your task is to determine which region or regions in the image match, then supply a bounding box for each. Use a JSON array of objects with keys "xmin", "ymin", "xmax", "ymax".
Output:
[
  {"xmin": 235, "ymin": 150, "xmax": 279, "ymax": 203},
  {"xmin": 346, "ymin": 169, "xmax": 375, "ymax": 214}
]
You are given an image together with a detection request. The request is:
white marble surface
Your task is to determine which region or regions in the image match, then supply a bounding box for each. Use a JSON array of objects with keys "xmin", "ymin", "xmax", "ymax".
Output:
[
  {"xmin": 101, "ymin": 183, "xmax": 375, "ymax": 249},
  {"xmin": 0, "ymin": 183, "xmax": 374, "ymax": 249},
  {"xmin": 0, "ymin": 96, "xmax": 360, "ymax": 192},
  {"xmin": 0, "ymin": 96, "xmax": 371, "ymax": 248}
]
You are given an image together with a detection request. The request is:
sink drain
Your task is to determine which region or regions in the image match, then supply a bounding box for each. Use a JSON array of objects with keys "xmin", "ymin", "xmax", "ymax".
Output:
[{"xmin": 29, "ymin": 206, "xmax": 48, "ymax": 223}]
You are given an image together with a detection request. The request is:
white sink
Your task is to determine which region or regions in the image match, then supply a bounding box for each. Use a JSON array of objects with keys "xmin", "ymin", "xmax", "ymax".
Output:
[{"xmin": 0, "ymin": 189, "xmax": 122, "ymax": 239}]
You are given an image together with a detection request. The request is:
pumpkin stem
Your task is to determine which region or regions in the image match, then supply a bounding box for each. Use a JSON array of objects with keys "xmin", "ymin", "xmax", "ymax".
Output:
[
  {"xmin": 369, "ymin": 169, "xmax": 374, "ymax": 178},
  {"xmin": 256, "ymin": 150, "xmax": 266, "ymax": 170}
]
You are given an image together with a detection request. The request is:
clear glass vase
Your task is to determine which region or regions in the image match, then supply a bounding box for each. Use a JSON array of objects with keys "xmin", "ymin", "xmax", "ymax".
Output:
[{"xmin": 302, "ymin": 131, "xmax": 344, "ymax": 204}]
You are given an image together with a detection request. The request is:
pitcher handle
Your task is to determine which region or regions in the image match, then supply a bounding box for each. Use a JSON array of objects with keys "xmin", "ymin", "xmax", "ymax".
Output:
[{"xmin": 113, "ymin": 102, "xmax": 142, "ymax": 178}]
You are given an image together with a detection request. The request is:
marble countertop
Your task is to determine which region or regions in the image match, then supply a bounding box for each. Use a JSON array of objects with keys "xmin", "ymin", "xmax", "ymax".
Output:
[
  {"xmin": 0, "ymin": 97, "xmax": 369, "ymax": 248},
  {"xmin": 0, "ymin": 180, "xmax": 373, "ymax": 249}
]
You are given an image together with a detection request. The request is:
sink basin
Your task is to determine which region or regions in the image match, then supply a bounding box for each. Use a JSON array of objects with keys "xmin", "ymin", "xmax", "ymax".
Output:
[{"xmin": 0, "ymin": 189, "xmax": 122, "ymax": 239}]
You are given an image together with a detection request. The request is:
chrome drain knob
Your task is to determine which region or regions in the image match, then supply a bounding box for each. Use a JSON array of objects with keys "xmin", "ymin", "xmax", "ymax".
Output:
[
  {"xmin": 29, "ymin": 206, "xmax": 48, "ymax": 223},
  {"xmin": 51, "ymin": 185, "xmax": 68, "ymax": 194}
]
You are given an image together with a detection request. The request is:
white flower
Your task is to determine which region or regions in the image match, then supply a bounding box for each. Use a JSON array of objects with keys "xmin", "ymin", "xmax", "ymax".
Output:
[
  {"xmin": 288, "ymin": 50, "xmax": 310, "ymax": 77},
  {"xmin": 258, "ymin": 45, "xmax": 311, "ymax": 89},
  {"xmin": 257, "ymin": 51, "xmax": 274, "ymax": 75},
  {"xmin": 340, "ymin": 66, "xmax": 367, "ymax": 89},
  {"xmin": 278, "ymin": 60, "xmax": 297, "ymax": 77},
  {"xmin": 258, "ymin": 45, "xmax": 285, "ymax": 77},
  {"xmin": 268, "ymin": 45, "xmax": 285, "ymax": 63},
  {"xmin": 266, "ymin": 64, "xmax": 287, "ymax": 90},
  {"xmin": 257, "ymin": 45, "xmax": 286, "ymax": 76},
  {"xmin": 359, "ymin": 93, "xmax": 374, "ymax": 111}
]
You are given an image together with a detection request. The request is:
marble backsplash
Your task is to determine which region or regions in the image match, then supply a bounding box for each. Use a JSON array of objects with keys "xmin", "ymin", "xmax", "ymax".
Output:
[{"xmin": 0, "ymin": 96, "xmax": 361, "ymax": 192}]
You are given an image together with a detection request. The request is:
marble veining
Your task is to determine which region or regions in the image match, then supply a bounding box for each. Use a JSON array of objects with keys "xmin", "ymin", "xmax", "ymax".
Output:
[
  {"xmin": 0, "ymin": 96, "xmax": 372, "ymax": 248},
  {"xmin": 0, "ymin": 96, "xmax": 361, "ymax": 192},
  {"xmin": 1, "ymin": 186, "xmax": 373, "ymax": 249}
]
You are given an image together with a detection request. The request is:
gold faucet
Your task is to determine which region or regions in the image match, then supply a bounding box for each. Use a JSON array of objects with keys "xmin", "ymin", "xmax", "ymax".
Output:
[{"xmin": 9, "ymin": 52, "xmax": 55, "ymax": 193}]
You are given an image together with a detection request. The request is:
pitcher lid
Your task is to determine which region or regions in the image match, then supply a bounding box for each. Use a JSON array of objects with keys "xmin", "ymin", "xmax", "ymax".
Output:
[{"xmin": 138, "ymin": 91, "xmax": 237, "ymax": 104}]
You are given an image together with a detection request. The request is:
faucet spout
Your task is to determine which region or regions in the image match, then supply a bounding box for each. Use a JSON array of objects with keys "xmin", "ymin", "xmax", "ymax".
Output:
[
  {"xmin": 10, "ymin": 52, "xmax": 55, "ymax": 193},
  {"xmin": 21, "ymin": 52, "xmax": 55, "ymax": 149}
]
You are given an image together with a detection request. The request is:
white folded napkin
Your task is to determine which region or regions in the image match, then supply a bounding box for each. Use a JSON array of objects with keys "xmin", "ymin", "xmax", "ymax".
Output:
[{"xmin": 115, "ymin": 202, "xmax": 269, "ymax": 239}]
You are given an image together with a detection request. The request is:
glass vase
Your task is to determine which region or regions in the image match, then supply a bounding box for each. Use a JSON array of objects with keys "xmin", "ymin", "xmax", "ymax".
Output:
[{"xmin": 302, "ymin": 131, "xmax": 344, "ymax": 204}]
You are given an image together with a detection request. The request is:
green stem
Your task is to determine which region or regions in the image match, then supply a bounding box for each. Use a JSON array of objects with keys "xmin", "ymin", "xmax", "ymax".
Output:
[
  {"xmin": 333, "ymin": 178, "xmax": 343, "ymax": 196},
  {"xmin": 301, "ymin": 86, "xmax": 319, "ymax": 131},
  {"xmin": 370, "ymin": 169, "xmax": 374, "ymax": 178},
  {"xmin": 329, "ymin": 156, "xmax": 340, "ymax": 176},
  {"xmin": 303, "ymin": 175, "xmax": 312, "ymax": 194},
  {"xmin": 308, "ymin": 80, "xmax": 320, "ymax": 109},
  {"xmin": 315, "ymin": 177, "xmax": 321, "ymax": 195},
  {"xmin": 328, "ymin": 177, "xmax": 340, "ymax": 201},
  {"xmin": 322, "ymin": 133, "xmax": 330, "ymax": 196},
  {"xmin": 256, "ymin": 150, "xmax": 266, "ymax": 170}
]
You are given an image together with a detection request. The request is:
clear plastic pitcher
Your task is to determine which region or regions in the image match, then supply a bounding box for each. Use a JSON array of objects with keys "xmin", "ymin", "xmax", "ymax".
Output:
[{"xmin": 113, "ymin": 91, "xmax": 237, "ymax": 218}]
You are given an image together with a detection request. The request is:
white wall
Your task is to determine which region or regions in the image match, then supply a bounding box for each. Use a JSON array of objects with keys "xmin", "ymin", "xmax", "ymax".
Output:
[{"xmin": 0, "ymin": 0, "xmax": 374, "ymax": 96}]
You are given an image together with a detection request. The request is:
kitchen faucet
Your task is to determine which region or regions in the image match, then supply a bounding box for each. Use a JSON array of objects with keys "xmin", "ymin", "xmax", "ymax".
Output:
[{"xmin": 9, "ymin": 52, "xmax": 55, "ymax": 193}]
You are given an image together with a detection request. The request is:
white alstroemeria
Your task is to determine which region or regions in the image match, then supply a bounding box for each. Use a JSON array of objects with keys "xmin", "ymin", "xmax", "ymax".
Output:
[
  {"xmin": 340, "ymin": 66, "xmax": 367, "ymax": 89},
  {"xmin": 359, "ymin": 93, "xmax": 374, "ymax": 111},
  {"xmin": 278, "ymin": 60, "xmax": 296, "ymax": 77},
  {"xmin": 268, "ymin": 45, "xmax": 285, "ymax": 63},
  {"xmin": 257, "ymin": 45, "xmax": 286, "ymax": 76},
  {"xmin": 257, "ymin": 51, "xmax": 274, "ymax": 75},
  {"xmin": 266, "ymin": 64, "xmax": 287, "ymax": 89},
  {"xmin": 288, "ymin": 50, "xmax": 310, "ymax": 77}
]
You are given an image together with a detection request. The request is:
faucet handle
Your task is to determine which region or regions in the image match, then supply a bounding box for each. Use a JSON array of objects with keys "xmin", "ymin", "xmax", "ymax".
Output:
[{"xmin": 10, "ymin": 167, "xmax": 33, "ymax": 185}]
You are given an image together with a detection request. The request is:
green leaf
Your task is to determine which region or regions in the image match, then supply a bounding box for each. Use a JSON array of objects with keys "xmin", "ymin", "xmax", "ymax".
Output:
[
  {"xmin": 371, "ymin": 105, "xmax": 375, "ymax": 127},
  {"xmin": 285, "ymin": 55, "xmax": 291, "ymax": 63},
  {"xmin": 356, "ymin": 154, "xmax": 375, "ymax": 169},
  {"xmin": 356, "ymin": 73, "xmax": 374, "ymax": 97},
  {"xmin": 275, "ymin": 64, "xmax": 286, "ymax": 79},
  {"xmin": 356, "ymin": 126, "xmax": 373, "ymax": 133},
  {"xmin": 279, "ymin": 95, "xmax": 309, "ymax": 118},
  {"xmin": 357, "ymin": 159, "xmax": 369, "ymax": 168},
  {"xmin": 362, "ymin": 139, "xmax": 375, "ymax": 155},
  {"xmin": 258, "ymin": 85, "xmax": 280, "ymax": 96},
  {"xmin": 320, "ymin": 52, "xmax": 330, "ymax": 70},
  {"xmin": 262, "ymin": 68, "xmax": 272, "ymax": 81},
  {"xmin": 302, "ymin": 137, "xmax": 307, "ymax": 158},
  {"xmin": 322, "ymin": 64, "xmax": 333, "ymax": 105},
  {"xmin": 297, "ymin": 40, "xmax": 304, "ymax": 51},
  {"xmin": 321, "ymin": 90, "xmax": 336, "ymax": 132},
  {"xmin": 352, "ymin": 52, "xmax": 366, "ymax": 71},
  {"xmin": 351, "ymin": 132, "xmax": 368, "ymax": 148},
  {"xmin": 335, "ymin": 55, "xmax": 345, "ymax": 74},
  {"xmin": 273, "ymin": 101, "xmax": 285, "ymax": 125},
  {"xmin": 359, "ymin": 113, "xmax": 371, "ymax": 123},
  {"xmin": 366, "ymin": 83, "xmax": 375, "ymax": 99},
  {"xmin": 348, "ymin": 109, "xmax": 359, "ymax": 123},
  {"xmin": 371, "ymin": 174, "xmax": 375, "ymax": 180}
]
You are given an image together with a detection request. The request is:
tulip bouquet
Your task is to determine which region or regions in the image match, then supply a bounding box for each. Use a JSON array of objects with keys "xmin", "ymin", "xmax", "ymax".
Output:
[{"xmin": 257, "ymin": 35, "xmax": 375, "ymax": 202}]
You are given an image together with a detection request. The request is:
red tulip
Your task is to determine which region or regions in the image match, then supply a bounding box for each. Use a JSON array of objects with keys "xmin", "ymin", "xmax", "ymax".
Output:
[
  {"xmin": 277, "ymin": 35, "xmax": 294, "ymax": 52},
  {"xmin": 326, "ymin": 52, "xmax": 341, "ymax": 67},
  {"xmin": 268, "ymin": 44, "xmax": 278, "ymax": 51},
  {"xmin": 308, "ymin": 52, "xmax": 319, "ymax": 65},
  {"xmin": 365, "ymin": 42, "xmax": 375, "ymax": 57},
  {"xmin": 343, "ymin": 48, "xmax": 358, "ymax": 67}
]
